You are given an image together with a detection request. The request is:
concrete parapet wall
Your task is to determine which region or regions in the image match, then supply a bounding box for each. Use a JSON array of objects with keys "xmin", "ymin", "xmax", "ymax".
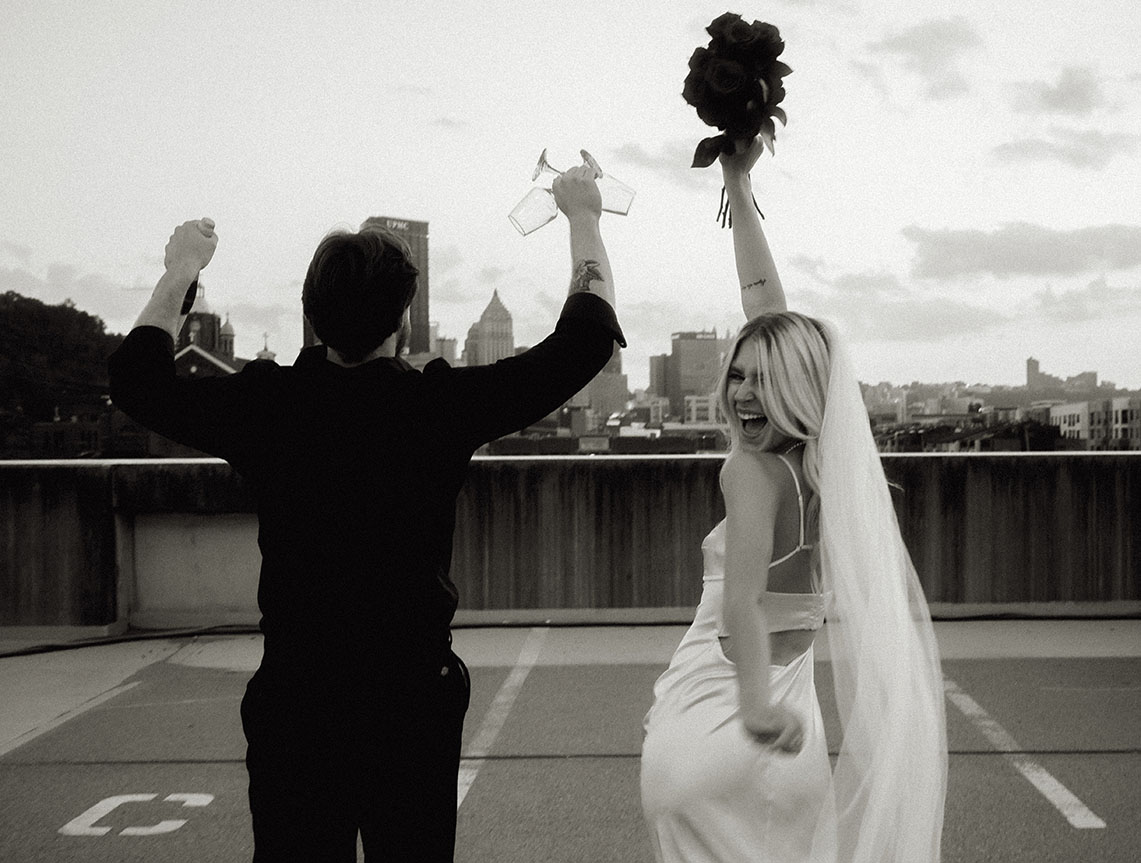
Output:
[
  {"xmin": 0, "ymin": 454, "xmax": 1137, "ymax": 630},
  {"xmin": 0, "ymin": 463, "xmax": 119, "ymax": 627}
]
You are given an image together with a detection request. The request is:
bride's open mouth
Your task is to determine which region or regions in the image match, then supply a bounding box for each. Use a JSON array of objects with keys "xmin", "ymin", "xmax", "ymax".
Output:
[{"xmin": 737, "ymin": 409, "xmax": 767, "ymax": 437}]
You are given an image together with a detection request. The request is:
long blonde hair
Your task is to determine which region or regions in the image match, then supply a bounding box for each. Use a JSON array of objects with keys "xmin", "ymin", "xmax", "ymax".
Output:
[{"xmin": 717, "ymin": 311, "xmax": 832, "ymax": 538}]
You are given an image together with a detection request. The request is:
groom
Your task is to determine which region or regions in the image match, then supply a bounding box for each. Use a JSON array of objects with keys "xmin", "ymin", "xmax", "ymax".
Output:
[{"xmin": 108, "ymin": 165, "xmax": 623, "ymax": 862}]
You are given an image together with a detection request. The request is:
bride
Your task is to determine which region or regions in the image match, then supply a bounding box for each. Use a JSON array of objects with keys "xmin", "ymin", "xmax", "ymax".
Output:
[{"xmin": 640, "ymin": 138, "xmax": 948, "ymax": 862}]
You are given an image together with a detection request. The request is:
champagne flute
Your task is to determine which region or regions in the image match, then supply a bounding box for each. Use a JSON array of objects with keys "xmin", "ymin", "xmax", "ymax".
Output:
[
  {"xmin": 508, "ymin": 149, "xmax": 635, "ymax": 236},
  {"xmin": 533, "ymin": 149, "xmax": 636, "ymax": 216}
]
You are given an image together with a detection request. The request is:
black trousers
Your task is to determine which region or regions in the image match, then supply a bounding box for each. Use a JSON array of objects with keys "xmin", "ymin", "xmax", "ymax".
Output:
[{"xmin": 241, "ymin": 651, "xmax": 471, "ymax": 862}]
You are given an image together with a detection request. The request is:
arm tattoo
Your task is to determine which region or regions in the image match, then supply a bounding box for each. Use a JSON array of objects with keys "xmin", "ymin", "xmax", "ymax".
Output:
[
  {"xmin": 742, "ymin": 277, "xmax": 767, "ymax": 290},
  {"xmin": 570, "ymin": 259, "xmax": 605, "ymax": 295}
]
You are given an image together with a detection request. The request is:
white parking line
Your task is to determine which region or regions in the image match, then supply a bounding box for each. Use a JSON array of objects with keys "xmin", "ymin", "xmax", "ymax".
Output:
[
  {"xmin": 456, "ymin": 627, "xmax": 549, "ymax": 810},
  {"xmin": 0, "ymin": 681, "xmax": 140, "ymax": 758},
  {"xmin": 943, "ymin": 677, "xmax": 1106, "ymax": 829}
]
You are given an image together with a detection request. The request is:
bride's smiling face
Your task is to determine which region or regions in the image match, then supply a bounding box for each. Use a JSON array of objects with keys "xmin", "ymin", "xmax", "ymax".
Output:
[{"xmin": 725, "ymin": 345, "xmax": 788, "ymax": 450}]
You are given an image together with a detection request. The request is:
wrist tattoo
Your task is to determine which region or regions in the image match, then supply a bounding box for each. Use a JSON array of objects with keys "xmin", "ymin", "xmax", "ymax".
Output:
[
  {"xmin": 570, "ymin": 259, "xmax": 605, "ymax": 295},
  {"xmin": 742, "ymin": 277, "xmax": 767, "ymax": 290}
]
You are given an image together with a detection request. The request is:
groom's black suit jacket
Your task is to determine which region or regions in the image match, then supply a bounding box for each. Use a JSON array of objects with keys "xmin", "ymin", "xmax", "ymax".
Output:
[{"xmin": 109, "ymin": 292, "xmax": 623, "ymax": 714}]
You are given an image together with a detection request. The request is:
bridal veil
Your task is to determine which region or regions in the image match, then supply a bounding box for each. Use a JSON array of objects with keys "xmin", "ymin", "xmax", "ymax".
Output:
[{"xmin": 813, "ymin": 321, "xmax": 948, "ymax": 862}]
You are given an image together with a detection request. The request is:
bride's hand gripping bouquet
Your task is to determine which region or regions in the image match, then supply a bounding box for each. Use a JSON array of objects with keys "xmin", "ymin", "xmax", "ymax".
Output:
[{"xmin": 683, "ymin": 12, "xmax": 792, "ymax": 168}]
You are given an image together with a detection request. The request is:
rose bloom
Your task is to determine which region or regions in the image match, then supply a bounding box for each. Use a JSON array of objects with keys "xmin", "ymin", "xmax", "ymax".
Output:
[
  {"xmin": 707, "ymin": 58, "xmax": 749, "ymax": 96},
  {"xmin": 707, "ymin": 12, "xmax": 758, "ymax": 48},
  {"xmin": 706, "ymin": 13, "xmax": 784, "ymax": 64}
]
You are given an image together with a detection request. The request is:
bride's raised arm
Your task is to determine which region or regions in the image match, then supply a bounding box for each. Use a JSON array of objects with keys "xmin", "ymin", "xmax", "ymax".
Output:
[{"xmin": 719, "ymin": 137, "xmax": 787, "ymax": 319}]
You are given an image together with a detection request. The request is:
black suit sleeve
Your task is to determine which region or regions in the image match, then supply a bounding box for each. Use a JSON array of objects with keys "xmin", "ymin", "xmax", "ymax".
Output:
[
  {"xmin": 108, "ymin": 327, "xmax": 274, "ymax": 466},
  {"xmin": 423, "ymin": 293, "xmax": 625, "ymax": 447}
]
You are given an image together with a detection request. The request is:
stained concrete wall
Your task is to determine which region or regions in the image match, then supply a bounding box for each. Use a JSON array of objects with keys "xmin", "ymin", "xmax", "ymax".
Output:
[{"xmin": 1, "ymin": 455, "xmax": 1138, "ymax": 631}]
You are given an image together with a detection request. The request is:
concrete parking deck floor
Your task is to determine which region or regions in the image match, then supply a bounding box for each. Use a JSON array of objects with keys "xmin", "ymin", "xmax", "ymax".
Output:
[{"xmin": 1, "ymin": 620, "xmax": 1138, "ymax": 862}]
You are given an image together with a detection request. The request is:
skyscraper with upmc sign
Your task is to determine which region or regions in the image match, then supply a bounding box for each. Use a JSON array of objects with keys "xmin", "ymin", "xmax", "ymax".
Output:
[{"xmin": 303, "ymin": 216, "xmax": 430, "ymax": 355}]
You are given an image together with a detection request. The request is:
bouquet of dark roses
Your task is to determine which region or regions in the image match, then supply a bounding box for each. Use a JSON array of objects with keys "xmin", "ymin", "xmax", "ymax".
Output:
[{"xmin": 683, "ymin": 12, "xmax": 792, "ymax": 168}]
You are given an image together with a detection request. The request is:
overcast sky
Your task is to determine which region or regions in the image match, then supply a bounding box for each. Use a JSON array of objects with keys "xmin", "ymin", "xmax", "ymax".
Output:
[{"xmin": 2, "ymin": 0, "xmax": 1138, "ymax": 390}]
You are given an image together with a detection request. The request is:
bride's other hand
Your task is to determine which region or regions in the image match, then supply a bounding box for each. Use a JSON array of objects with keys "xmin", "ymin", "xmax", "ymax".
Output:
[
  {"xmin": 742, "ymin": 703, "xmax": 804, "ymax": 754},
  {"xmin": 719, "ymin": 136, "xmax": 766, "ymax": 180}
]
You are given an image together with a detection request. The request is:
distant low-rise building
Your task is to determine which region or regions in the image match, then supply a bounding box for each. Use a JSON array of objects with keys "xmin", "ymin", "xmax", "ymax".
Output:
[
  {"xmin": 684, "ymin": 394, "xmax": 724, "ymax": 424},
  {"xmin": 1049, "ymin": 397, "xmax": 1141, "ymax": 450}
]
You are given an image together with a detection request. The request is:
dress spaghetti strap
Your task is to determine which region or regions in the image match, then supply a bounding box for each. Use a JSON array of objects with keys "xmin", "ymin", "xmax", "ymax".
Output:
[{"xmin": 769, "ymin": 453, "xmax": 811, "ymax": 567}]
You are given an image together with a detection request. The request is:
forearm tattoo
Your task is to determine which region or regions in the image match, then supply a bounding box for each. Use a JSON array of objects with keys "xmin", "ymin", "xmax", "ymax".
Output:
[
  {"xmin": 742, "ymin": 277, "xmax": 768, "ymax": 290},
  {"xmin": 570, "ymin": 259, "xmax": 605, "ymax": 294}
]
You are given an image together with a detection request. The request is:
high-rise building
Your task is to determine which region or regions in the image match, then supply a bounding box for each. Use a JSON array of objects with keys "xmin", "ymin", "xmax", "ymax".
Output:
[
  {"xmin": 648, "ymin": 354, "xmax": 668, "ymax": 399},
  {"xmin": 1026, "ymin": 357, "xmax": 1040, "ymax": 388},
  {"xmin": 303, "ymin": 216, "xmax": 430, "ymax": 354},
  {"xmin": 572, "ymin": 343, "xmax": 629, "ymax": 422},
  {"xmin": 664, "ymin": 331, "xmax": 733, "ymax": 421},
  {"xmin": 461, "ymin": 290, "xmax": 515, "ymax": 366}
]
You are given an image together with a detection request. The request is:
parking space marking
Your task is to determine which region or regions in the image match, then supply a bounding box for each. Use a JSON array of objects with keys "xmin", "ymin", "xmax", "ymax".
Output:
[
  {"xmin": 944, "ymin": 677, "xmax": 1106, "ymax": 829},
  {"xmin": 457, "ymin": 627, "xmax": 549, "ymax": 810},
  {"xmin": 0, "ymin": 681, "xmax": 140, "ymax": 758},
  {"xmin": 59, "ymin": 792, "xmax": 214, "ymax": 837}
]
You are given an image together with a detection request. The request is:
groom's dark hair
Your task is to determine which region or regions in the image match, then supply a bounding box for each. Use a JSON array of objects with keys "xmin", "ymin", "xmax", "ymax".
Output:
[{"xmin": 302, "ymin": 225, "xmax": 419, "ymax": 363}]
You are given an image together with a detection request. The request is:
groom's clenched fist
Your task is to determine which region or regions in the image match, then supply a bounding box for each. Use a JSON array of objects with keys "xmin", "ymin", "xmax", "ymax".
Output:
[{"xmin": 164, "ymin": 218, "xmax": 218, "ymax": 275}]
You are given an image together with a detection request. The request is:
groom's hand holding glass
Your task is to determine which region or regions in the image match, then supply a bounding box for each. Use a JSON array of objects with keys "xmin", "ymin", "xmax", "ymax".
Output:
[
  {"xmin": 549, "ymin": 163, "xmax": 617, "ymax": 312},
  {"xmin": 551, "ymin": 164, "xmax": 603, "ymax": 221}
]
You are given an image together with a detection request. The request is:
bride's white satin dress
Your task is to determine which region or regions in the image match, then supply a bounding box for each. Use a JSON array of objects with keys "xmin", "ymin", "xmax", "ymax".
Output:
[{"xmin": 641, "ymin": 519, "xmax": 837, "ymax": 863}]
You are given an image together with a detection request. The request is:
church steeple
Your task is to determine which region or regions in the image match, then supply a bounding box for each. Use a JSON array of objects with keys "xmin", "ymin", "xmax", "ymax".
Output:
[
  {"xmin": 256, "ymin": 333, "xmax": 276, "ymax": 362},
  {"xmin": 219, "ymin": 314, "xmax": 235, "ymax": 359}
]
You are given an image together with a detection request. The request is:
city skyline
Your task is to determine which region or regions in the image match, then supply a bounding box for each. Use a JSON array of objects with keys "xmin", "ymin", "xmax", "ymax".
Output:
[{"xmin": 2, "ymin": 1, "xmax": 1138, "ymax": 391}]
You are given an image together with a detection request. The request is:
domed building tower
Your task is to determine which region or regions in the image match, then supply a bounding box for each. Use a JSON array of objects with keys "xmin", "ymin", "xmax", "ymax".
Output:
[
  {"xmin": 177, "ymin": 288, "xmax": 221, "ymax": 354},
  {"xmin": 173, "ymin": 286, "xmax": 252, "ymax": 379},
  {"xmin": 219, "ymin": 315, "xmax": 235, "ymax": 360}
]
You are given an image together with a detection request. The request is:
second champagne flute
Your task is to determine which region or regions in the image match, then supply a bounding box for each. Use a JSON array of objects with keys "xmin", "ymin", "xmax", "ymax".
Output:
[{"xmin": 508, "ymin": 149, "xmax": 636, "ymax": 236}]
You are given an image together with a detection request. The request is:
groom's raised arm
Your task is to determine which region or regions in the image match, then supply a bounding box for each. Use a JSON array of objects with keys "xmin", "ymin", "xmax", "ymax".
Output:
[
  {"xmin": 109, "ymin": 218, "xmax": 273, "ymax": 466},
  {"xmin": 555, "ymin": 164, "xmax": 616, "ymax": 309},
  {"xmin": 422, "ymin": 166, "xmax": 624, "ymax": 446}
]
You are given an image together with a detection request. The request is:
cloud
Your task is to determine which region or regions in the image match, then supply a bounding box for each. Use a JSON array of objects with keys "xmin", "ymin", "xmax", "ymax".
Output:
[
  {"xmin": 849, "ymin": 59, "xmax": 892, "ymax": 97},
  {"xmin": 0, "ymin": 264, "xmax": 137, "ymax": 334},
  {"xmin": 430, "ymin": 244, "xmax": 464, "ymax": 275},
  {"xmin": 0, "ymin": 240, "xmax": 33, "ymax": 266},
  {"xmin": 992, "ymin": 127, "xmax": 1139, "ymax": 169},
  {"xmin": 477, "ymin": 266, "xmax": 510, "ymax": 285},
  {"xmin": 1031, "ymin": 276, "xmax": 1141, "ymax": 324},
  {"xmin": 616, "ymin": 298, "xmax": 740, "ymax": 351},
  {"xmin": 213, "ymin": 295, "xmax": 301, "ymax": 353},
  {"xmin": 420, "ymin": 249, "xmax": 507, "ymax": 305},
  {"xmin": 902, "ymin": 222, "xmax": 1141, "ymax": 278},
  {"xmin": 0, "ymin": 257, "xmax": 306, "ymax": 359},
  {"xmin": 786, "ymin": 263, "xmax": 1010, "ymax": 342},
  {"xmin": 787, "ymin": 255, "xmax": 829, "ymax": 283},
  {"xmin": 431, "ymin": 276, "xmax": 479, "ymax": 305},
  {"xmin": 611, "ymin": 142, "xmax": 715, "ymax": 190},
  {"xmin": 1009, "ymin": 67, "xmax": 1104, "ymax": 116},
  {"xmin": 796, "ymin": 273, "xmax": 1008, "ymax": 342},
  {"xmin": 786, "ymin": 261, "xmax": 1003, "ymax": 345},
  {"xmin": 866, "ymin": 16, "xmax": 982, "ymax": 100},
  {"xmin": 395, "ymin": 84, "xmax": 433, "ymax": 97},
  {"xmin": 430, "ymin": 116, "xmax": 468, "ymax": 129}
]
